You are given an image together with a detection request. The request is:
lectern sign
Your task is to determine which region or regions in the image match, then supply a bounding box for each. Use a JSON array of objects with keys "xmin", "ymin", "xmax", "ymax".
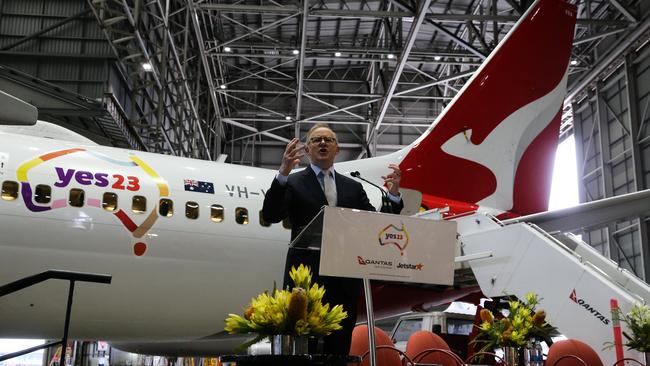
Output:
[{"xmin": 319, "ymin": 207, "xmax": 456, "ymax": 285}]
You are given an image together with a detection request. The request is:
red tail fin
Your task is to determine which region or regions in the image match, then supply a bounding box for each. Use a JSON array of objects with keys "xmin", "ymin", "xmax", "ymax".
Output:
[{"xmin": 399, "ymin": 0, "xmax": 576, "ymax": 216}]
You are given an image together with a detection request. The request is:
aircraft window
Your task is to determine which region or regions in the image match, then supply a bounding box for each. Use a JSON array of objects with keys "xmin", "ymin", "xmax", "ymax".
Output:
[
  {"xmin": 186, "ymin": 201, "xmax": 199, "ymax": 220},
  {"xmin": 1, "ymin": 181, "xmax": 19, "ymax": 201},
  {"xmin": 102, "ymin": 192, "xmax": 118, "ymax": 212},
  {"xmin": 211, "ymin": 204, "xmax": 224, "ymax": 223},
  {"xmin": 132, "ymin": 195, "xmax": 147, "ymax": 213},
  {"xmin": 282, "ymin": 217, "xmax": 292, "ymax": 230},
  {"xmin": 69, "ymin": 188, "xmax": 85, "ymax": 207},
  {"xmin": 235, "ymin": 207, "xmax": 249, "ymax": 225},
  {"xmin": 34, "ymin": 185, "xmax": 51, "ymax": 204},
  {"xmin": 159, "ymin": 199, "xmax": 173, "ymax": 217},
  {"xmin": 259, "ymin": 210, "xmax": 271, "ymax": 227}
]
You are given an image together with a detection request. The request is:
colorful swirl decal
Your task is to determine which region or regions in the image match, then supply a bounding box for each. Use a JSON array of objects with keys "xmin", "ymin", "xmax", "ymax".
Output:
[{"xmin": 16, "ymin": 148, "xmax": 169, "ymax": 256}]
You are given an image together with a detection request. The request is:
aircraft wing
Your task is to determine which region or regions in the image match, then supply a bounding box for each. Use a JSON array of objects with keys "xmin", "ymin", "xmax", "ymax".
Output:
[{"xmin": 502, "ymin": 189, "xmax": 650, "ymax": 232}]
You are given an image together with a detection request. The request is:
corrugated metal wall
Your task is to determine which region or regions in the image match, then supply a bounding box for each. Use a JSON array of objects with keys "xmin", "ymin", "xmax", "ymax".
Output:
[
  {"xmin": 573, "ymin": 42, "xmax": 650, "ymax": 280},
  {"xmin": 0, "ymin": 0, "xmax": 112, "ymax": 98}
]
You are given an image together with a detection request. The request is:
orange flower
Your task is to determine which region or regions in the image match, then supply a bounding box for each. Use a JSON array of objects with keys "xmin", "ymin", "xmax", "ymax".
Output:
[
  {"xmin": 480, "ymin": 309, "xmax": 494, "ymax": 323},
  {"xmin": 502, "ymin": 329, "xmax": 512, "ymax": 342},
  {"xmin": 532, "ymin": 310, "xmax": 546, "ymax": 326},
  {"xmin": 287, "ymin": 287, "xmax": 308, "ymax": 327},
  {"xmin": 244, "ymin": 306, "xmax": 254, "ymax": 320}
]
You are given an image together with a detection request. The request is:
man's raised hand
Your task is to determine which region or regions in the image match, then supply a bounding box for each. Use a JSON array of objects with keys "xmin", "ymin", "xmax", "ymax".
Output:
[{"xmin": 279, "ymin": 138, "xmax": 305, "ymax": 176}]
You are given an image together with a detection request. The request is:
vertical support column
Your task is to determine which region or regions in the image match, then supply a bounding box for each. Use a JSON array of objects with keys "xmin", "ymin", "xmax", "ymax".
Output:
[
  {"xmin": 295, "ymin": 0, "xmax": 309, "ymax": 139},
  {"xmin": 572, "ymin": 102, "xmax": 588, "ymax": 204},
  {"xmin": 595, "ymin": 84, "xmax": 617, "ymax": 260},
  {"xmin": 625, "ymin": 53, "xmax": 646, "ymax": 192},
  {"xmin": 625, "ymin": 53, "xmax": 650, "ymax": 280},
  {"xmin": 189, "ymin": 1, "xmax": 223, "ymax": 161},
  {"xmin": 595, "ymin": 85, "xmax": 614, "ymax": 199},
  {"xmin": 369, "ymin": 0, "xmax": 432, "ymax": 148}
]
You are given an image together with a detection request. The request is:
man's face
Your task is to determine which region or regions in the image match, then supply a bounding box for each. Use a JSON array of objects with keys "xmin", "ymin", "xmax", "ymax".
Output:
[{"xmin": 306, "ymin": 127, "xmax": 340, "ymax": 169}]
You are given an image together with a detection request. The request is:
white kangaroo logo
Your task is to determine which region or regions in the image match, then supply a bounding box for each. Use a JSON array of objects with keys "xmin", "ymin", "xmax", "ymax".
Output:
[{"xmin": 441, "ymin": 69, "xmax": 569, "ymax": 211}]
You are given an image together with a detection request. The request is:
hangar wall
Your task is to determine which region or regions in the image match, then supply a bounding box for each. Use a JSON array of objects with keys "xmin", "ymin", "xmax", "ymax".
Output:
[{"xmin": 572, "ymin": 41, "xmax": 650, "ymax": 280}]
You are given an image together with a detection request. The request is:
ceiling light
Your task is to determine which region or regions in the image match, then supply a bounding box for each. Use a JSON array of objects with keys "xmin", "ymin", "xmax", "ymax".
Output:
[
  {"xmin": 334, "ymin": 52, "xmax": 342, "ymax": 57},
  {"xmin": 141, "ymin": 62, "xmax": 153, "ymax": 72},
  {"xmin": 387, "ymin": 54, "xmax": 395, "ymax": 59},
  {"xmin": 292, "ymin": 49, "xmax": 300, "ymax": 55},
  {"xmin": 570, "ymin": 59, "xmax": 579, "ymax": 66},
  {"xmin": 285, "ymin": 116, "xmax": 292, "ymax": 120},
  {"xmin": 434, "ymin": 56, "xmax": 442, "ymax": 61},
  {"xmin": 224, "ymin": 46, "xmax": 232, "ymax": 52},
  {"xmin": 220, "ymin": 84, "xmax": 226, "ymax": 89}
]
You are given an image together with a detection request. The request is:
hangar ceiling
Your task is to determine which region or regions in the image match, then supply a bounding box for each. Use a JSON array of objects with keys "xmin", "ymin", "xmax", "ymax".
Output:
[{"xmin": 1, "ymin": 0, "xmax": 648, "ymax": 166}]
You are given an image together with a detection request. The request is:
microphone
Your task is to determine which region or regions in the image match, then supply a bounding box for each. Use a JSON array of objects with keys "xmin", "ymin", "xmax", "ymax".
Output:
[{"xmin": 350, "ymin": 171, "xmax": 393, "ymax": 213}]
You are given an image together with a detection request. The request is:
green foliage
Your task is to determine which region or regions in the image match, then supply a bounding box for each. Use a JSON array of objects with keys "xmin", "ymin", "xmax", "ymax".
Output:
[
  {"xmin": 618, "ymin": 303, "xmax": 650, "ymax": 352},
  {"xmin": 224, "ymin": 264, "xmax": 348, "ymax": 338}
]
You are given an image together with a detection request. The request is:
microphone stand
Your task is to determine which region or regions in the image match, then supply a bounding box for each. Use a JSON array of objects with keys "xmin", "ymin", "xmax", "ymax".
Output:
[{"xmin": 350, "ymin": 171, "xmax": 393, "ymax": 214}]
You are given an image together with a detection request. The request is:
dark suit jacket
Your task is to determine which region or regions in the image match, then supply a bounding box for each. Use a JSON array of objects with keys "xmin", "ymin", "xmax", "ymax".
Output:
[
  {"xmin": 261, "ymin": 165, "xmax": 403, "ymax": 354},
  {"xmin": 262, "ymin": 166, "xmax": 403, "ymax": 239}
]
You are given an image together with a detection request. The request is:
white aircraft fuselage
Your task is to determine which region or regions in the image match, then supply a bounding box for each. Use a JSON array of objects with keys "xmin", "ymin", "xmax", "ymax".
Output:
[{"xmin": 0, "ymin": 130, "xmax": 391, "ymax": 342}]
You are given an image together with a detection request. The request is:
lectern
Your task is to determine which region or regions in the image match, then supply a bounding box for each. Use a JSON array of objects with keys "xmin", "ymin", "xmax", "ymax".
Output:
[{"xmin": 289, "ymin": 206, "xmax": 457, "ymax": 366}]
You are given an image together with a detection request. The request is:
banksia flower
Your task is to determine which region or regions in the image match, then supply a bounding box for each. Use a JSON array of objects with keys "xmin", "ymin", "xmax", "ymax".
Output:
[
  {"xmin": 480, "ymin": 309, "xmax": 494, "ymax": 323},
  {"xmin": 502, "ymin": 329, "xmax": 512, "ymax": 342},
  {"xmin": 286, "ymin": 287, "xmax": 308, "ymax": 332},
  {"xmin": 244, "ymin": 305, "xmax": 254, "ymax": 320},
  {"xmin": 532, "ymin": 309, "xmax": 546, "ymax": 326}
]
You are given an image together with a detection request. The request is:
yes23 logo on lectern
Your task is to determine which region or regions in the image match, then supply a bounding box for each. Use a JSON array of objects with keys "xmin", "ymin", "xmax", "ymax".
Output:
[{"xmin": 378, "ymin": 222, "xmax": 409, "ymax": 256}]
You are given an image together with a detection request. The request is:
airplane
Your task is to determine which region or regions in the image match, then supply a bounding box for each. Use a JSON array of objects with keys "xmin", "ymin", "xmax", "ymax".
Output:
[{"xmin": 0, "ymin": 0, "xmax": 581, "ymax": 357}]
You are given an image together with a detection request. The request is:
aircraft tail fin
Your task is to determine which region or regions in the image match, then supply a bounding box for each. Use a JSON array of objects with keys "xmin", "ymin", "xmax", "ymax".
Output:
[{"xmin": 395, "ymin": 0, "xmax": 576, "ymax": 216}]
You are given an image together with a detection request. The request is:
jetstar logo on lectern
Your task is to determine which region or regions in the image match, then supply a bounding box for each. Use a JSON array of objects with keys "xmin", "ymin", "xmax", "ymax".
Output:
[
  {"xmin": 378, "ymin": 222, "xmax": 409, "ymax": 255},
  {"xmin": 569, "ymin": 289, "xmax": 610, "ymax": 325}
]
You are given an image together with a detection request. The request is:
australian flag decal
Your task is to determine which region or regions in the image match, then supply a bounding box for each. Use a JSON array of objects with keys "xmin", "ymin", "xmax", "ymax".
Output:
[{"xmin": 184, "ymin": 179, "xmax": 215, "ymax": 194}]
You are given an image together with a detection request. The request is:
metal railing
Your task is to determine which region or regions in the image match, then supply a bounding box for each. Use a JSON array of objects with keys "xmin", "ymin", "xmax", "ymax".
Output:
[{"xmin": 0, "ymin": 270, "xmax": 112, "ymax": 362}]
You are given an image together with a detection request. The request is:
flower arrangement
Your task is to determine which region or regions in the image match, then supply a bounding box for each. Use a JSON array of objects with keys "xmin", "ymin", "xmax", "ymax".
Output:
[
  {"xmin": 472, "ymin": 292, "xmax": 557, "ymax": 352},
  {"xmin": 224, "ymin": 264, "xmax": 348, "ymax": 348},
  {"xmin": 617, "ymin": 302, "xmax": 650, "ymax": 352}
]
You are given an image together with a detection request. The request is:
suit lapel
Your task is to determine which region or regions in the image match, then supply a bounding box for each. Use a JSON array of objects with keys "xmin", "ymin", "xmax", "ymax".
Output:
[
  {"xmin": 334, "ymin": 171, "xmax": 350, "ymax": 206},
  {"xmin": 301, "ymin": 167, "xmax": 328, "ymax": 206}
]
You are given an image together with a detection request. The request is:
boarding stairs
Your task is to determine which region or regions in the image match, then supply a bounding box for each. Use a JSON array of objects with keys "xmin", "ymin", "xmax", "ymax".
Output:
[{"xmin": 446, "ymin": 213, "xmax": 650, "ymax": 365}]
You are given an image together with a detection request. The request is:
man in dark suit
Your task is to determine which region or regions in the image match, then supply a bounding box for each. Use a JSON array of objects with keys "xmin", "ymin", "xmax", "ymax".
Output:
[{"xmin": 262, "ymin": 124, "xmax": 403, "ymax": 355}]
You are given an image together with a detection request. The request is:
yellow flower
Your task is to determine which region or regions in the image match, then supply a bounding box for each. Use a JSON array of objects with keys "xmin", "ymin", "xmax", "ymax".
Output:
[
  {"xmin": 525, "ymin": 292, "xmax": 539, "ymax": 306},
  {"xmin": 223, "ymin": 263, "xmax": 347, "ymax": 340},
  {"xmin": 224, "ymin": 314, "xmax": 253, "ymax": 333},
  {"xmin": 308, "ymin": 283, "xmax": 326, "ymax": 303},
  {"xmin": 289, "ymin": 264, "xmax": 312, "ymax": 290},
  {"xmin": 471, "ymin": 292, "xmax": 556, "ymax": 354},
  {"xmin": 510, "ymin": 330, "xmax": 526, "ymax": 346},
  {"xmin": 508, "ymin": 300, "xmax": 521, "ymax": 311},
  {"xmin": 479, "ymin": 321, "xmax": 492, "ymax": 331}
]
